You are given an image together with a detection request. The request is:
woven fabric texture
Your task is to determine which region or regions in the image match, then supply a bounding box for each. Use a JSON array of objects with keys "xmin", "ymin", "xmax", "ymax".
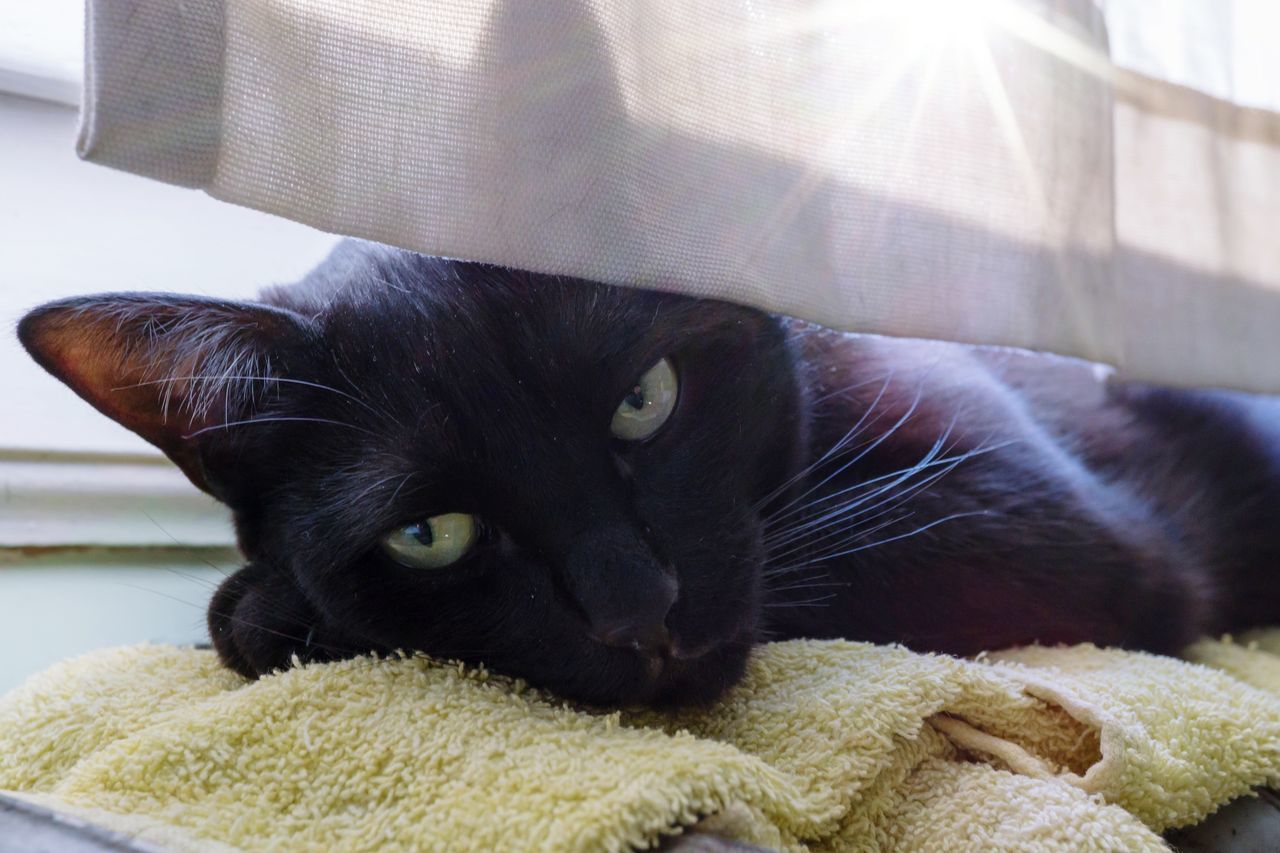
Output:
[{"xmin": 78, "ymin": 0, "xmax": 1280, "ymax": 392}]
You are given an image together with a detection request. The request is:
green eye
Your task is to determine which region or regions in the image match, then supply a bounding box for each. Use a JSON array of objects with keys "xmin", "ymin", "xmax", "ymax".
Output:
[
  {"xmin": 610, "ymin": 358, "xmax": 678, "ymax": 441},
  {"xmin": 380, "ymin": 513, "xmax": 478, "ymax": 569}
]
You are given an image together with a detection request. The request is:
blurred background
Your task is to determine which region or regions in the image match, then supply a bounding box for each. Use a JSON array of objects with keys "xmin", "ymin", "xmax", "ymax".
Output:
[{"xmin": 1, "ymin": 1, "xmax": 336, "ymax": 690}]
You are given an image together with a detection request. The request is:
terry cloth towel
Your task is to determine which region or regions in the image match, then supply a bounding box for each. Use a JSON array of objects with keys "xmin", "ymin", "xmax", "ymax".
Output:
[{"xmin": 4, "ymin": 637, "xmax": 1280, "ymax": 852}]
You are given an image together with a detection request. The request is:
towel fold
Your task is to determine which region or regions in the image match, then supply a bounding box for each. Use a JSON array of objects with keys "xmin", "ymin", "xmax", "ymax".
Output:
[{"xmin": 4, "ymin": 635, "xmax": 1280, "ymax": 851}]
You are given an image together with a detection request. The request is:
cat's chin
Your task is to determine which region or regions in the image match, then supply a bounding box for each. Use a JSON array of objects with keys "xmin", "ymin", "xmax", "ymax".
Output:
[
  {"xmin": 653, "ymin": 642, "xmax": 754, "ymax": 707},
  {"xmin": 608, "ymin": 631, "xmax": 755, "ymax": 709}
]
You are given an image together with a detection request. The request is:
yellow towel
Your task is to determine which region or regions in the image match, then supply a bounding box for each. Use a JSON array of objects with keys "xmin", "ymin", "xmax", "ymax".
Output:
[{"xmin": 3, "ymin": 635, "xmax": 1280, "ymax": 851}]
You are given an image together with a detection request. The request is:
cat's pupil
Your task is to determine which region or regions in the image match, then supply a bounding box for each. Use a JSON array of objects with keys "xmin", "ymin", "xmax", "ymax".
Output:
[
  {"xmin": 625, "ymin": 387, "xmax": 645, "ymax": 410},
  {"xmin": 408, "ymin": 523, "xmax": 434, "ymax": 546}
]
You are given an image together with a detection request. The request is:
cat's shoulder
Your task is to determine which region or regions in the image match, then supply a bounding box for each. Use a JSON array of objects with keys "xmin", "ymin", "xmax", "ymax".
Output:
[
  {"xmin": 782, "ymin": 319, "xmax": 997, "ymax": 401},
  {"xmin": 784, "ymin": 318, "xmax": 1114, "ymax": 408}
]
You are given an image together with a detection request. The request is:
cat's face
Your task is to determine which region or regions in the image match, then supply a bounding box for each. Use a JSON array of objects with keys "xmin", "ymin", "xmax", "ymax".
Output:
[{"xmin": 20, "ymin": 246, "xmax": 805, "ymax": 705}]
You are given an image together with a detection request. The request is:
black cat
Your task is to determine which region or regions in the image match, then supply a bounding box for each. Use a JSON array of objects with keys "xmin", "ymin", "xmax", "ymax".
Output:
[{"xmin": 19, "ymin": 240, "xmax": 1280, "ymax": 706}]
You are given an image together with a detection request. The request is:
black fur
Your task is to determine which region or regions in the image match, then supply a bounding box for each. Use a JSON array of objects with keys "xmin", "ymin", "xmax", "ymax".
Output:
[{"xmin": 19, "ymin": 241, "xmax": 1280, "ymax": 706}]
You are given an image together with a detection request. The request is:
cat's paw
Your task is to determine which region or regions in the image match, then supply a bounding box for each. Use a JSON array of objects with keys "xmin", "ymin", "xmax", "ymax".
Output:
[{"xmin": 207, "ymin": 563, "xmax": 354, "ymax": 678}]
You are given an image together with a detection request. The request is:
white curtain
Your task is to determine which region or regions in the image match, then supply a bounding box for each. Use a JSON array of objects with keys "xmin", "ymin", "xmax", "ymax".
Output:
[{"xmin": 78, "ymin": 0, "xmax": 1280, "ymax": 392}]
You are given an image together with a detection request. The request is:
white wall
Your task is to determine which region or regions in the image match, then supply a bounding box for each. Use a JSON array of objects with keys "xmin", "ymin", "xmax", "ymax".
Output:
[
  {"xmin": 0, "ymin": 557, "xmax": 228, "ymax": 693},
  {"xmin": 0, "ymin": 92, "xmax": 338, "ymax": 688},
  {"xmin": 1, "ymin": 92, "xmax": 339, "ymax": 455},
  {"xmin": 0, "ymin": 0, "xmax": 80, "ymax": 105}
]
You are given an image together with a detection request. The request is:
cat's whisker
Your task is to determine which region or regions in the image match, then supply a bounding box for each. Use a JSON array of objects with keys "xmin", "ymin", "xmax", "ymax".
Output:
[
  {"xmin": 763, "ymin": 410, "xmax": 966, "ymax": 532},
  {"xmin": 111, "ymin": 581, "xmax": 369, "ymax": 660},
  {"xmin": 805, "ymin": 510, "xmax": 993, "ymax": 564},
  {"xmin": 763, "ymin": 450, "xmax": 966, "ymax": 560},
  {"xmin": 384, "ymin": 472, "xmax": 418, "ymax": 511},
  {"xmin": 761, "ymin": 376, "xmax": 929, "ymax": 521},
  {"xmin": 161, "ymin": 566, "xmax": 223, "ymax": 592},
  {"xmin": 764, "ymin": 514, "xmax": 917, "ymax": 577},
  {"xmin": 757, "ymin": 558, "xmax": 829, "ymax": 578},
  {"xmin": 753, "ymin": 372, "xmax": 901, "ymax": 515},
  {"xmin": 116, "ymin": 374, "xmax": 398, "ymax": 427},
  {"xmin": 763, "ymin": 593, "xmax": 837, "ymax": 609},
  {"xmin": 348, "ymin": 472, "xmax": 416, "ymax": 507},
  {"xmin": 343, "ymin": 354, "xmax": 402, "ymax": 428},
  {"xmin": 801, "ymin": 507, "xmax": 918, "ymax": 554},
  {"xmin": 751, "ymin": 372, "xmax": 898, "ymax": 513},
  {"xmin": 767, "ymin": 478, "xmax": 964, "ymax": 567},
  {"xmin": 763, "ymin": 444, "xmax": 950, "ymax": 550},
  {"xmin": 807, "ymin": 371, "xmax": 898, "ymax": 408},
  {"xmin": 765, "ymin": 437, "xmax": 1017, "ymax": 535},
  {"xmin": 765, "ymin": 579, "xmax": 851, "ymax": 596},
  {"xmin": 760, "ymin": 561, "xmax": 829, "ymax": 581},
  {"xmin": 138, "ymin": 510, "xmax": 237, "ymax": 579},
  {"xmin": 183, "ymin": 415, "xmax": 380, "ymax": 439},
  {"xmin": 762, "ymin": 432, "xmax": 1018, "ymax": 559},
  {"xmin": 762, "ymin": 428, "xmax": 964, "ymax": 555},
  {"xmin": 332, "ymin": 358, "xmax": 395, "ymax": 423},
  {"xmin": 762, "ymin": 432, "xmax": 1012, "ymax": 568}
]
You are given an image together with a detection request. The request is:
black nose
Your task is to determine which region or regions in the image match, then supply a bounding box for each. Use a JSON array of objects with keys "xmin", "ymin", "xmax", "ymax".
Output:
[
  {"xmin": 592, "ymin": 619, "xmax": 673, "ymax": 656},
  {"xmin": 561, "ymin": 523, "xmax": 679, "ymax": 656}
]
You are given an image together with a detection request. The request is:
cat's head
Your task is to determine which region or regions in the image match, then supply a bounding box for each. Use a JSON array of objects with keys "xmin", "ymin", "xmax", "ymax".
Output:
[{"xmin": 18, "ymin": 241, "xmax": 805, "ymax": 705}]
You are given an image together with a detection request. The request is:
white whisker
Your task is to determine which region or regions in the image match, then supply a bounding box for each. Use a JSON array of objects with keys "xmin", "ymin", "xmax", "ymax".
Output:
[{"xmin": 184, "ymin": 416, "xmax": 379, "ymax": 439}]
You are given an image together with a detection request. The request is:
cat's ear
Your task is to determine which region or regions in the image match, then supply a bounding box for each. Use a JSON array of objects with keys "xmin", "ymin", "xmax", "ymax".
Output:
[{"xmin": 18, "ymin": 293, "xmax": 315, "ymax": 496}]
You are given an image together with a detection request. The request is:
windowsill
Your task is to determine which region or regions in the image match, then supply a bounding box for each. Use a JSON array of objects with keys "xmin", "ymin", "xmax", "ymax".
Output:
[
  {"xmin": 1, "ymin": 91, "xmax": 335, "ymax": 555},
  {"xmin": 0, "ymin": 64, "xmax": 78, "ymax": 106},
  {"xmin": 0, "ymin": 451, "xmax": 236, "ymax": 549}
]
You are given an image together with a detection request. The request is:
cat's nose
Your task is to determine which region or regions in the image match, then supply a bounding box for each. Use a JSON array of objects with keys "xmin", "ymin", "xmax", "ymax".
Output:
[
  {"xmin": 592, "ymin": 618, "xmax": 673, "ymax": 656},
  {"xmin": 562, "ymin": 523, "xmax": 679, "ymax": 655}
]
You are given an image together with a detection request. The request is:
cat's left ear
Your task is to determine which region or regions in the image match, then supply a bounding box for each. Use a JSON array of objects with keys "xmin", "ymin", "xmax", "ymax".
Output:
[{"xmin": 18, "ymin": 293, "xmax": 315, "ymax": 497}]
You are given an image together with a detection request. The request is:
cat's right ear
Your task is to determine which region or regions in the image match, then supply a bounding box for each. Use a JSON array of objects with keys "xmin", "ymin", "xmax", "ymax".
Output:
[{"xmin": 18, "ymin": 293, "xmax": 316, "ymax": 498}]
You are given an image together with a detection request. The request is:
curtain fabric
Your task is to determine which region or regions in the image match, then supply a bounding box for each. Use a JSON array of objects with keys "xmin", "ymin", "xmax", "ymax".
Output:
[{"xmin": 78, "ymin": 0, "xmax": 1280, "ymax": 392}]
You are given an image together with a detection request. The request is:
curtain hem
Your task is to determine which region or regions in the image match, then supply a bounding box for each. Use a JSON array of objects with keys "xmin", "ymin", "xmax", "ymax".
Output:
[{"xmin": 77, "ymin": 0, "xmax": 225, "ymax": 189}]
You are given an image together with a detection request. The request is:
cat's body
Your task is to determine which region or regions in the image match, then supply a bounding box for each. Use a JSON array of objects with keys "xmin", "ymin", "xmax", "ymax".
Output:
[
  {"xmin": 776, "ymin": 329, "xmax": 1280, "ymax": 656},
  {"xmin": 20, "ymin": 241, "xmax": 1280, "ymax": 705}
]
